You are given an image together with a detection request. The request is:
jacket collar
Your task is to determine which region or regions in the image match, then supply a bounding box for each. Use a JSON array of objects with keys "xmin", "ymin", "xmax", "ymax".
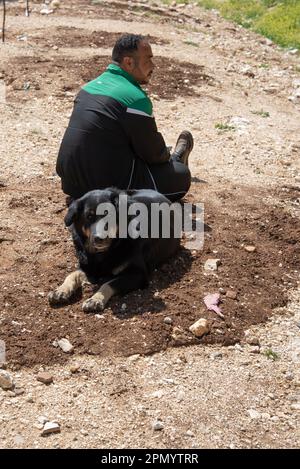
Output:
[{"xmin": 107, "ymin": 63, "xmax": 141, "ymax": 87}]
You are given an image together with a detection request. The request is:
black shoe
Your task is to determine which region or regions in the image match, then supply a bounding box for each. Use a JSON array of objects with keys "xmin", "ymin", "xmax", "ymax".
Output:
[{"xmin": 173, "ymin": 130, "xmax": 194, "ymax": 166}]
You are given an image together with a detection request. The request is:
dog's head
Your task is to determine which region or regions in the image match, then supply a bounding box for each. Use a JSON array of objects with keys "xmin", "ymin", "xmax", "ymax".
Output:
[{"xmin": 65, "ymin": 189, "xmax": 121, "ymax": 255}]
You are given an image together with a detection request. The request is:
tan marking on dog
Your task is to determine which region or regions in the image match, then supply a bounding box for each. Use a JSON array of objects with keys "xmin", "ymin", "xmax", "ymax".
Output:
[
  {"xmin": 49, "ymin": 270, "xmax": 89, "ymax": 305},
  {"xmin": 82, "ymin": 226, "xmax": 90, "ymax": 238},
  {"xmin": 92, "ymin": 282, "xmax": 115, "ymax": 305},
  {"xmin": 82, "ymin": 281, "xmax": 116, "ymax": 311}
]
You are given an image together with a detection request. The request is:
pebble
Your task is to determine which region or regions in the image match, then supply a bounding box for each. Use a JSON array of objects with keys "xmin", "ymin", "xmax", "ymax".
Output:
[
  {"xmin": 0, "ymin": 370, "xmax": 14, "ymax": 390},
  {"xmin": 290, "ymin": 404, "xmax": 300, "ymax": 411},
  {"xmin": 210, "ymin": 351, "xmax": 223, "ymax": 360},
  {"xmin": 40, "ymin": 8, "xmax": 54, "ymax": 15},
  {"xmin": 57, "ymin": 338, "xmax": 74, "ymax": 353},
  {"xmin": 189, "ymin": 318, "xmax": 210, "ymax": 338},
  {"xmin": 245, "ymin": 336, "xmax": 260, "ymax": 346},
  {"xmin": 249, "ymin": 346, "xmax": 261, "ymax": 354},
  {"xmin": 244, "ymin": 245, "xmax": 256, "ymax": 252},
  {"xmin": 164, "ymin": 317, "xmax": 173, "ymax": 325},
  {"xmin": 151, "ymin": 390, "xmax": 164, "ymax": 398},
  {"xmin": 285, "ymin": 372, "xmax": 294, "ymax": 381},
  {"xmin": 204, "ymin": 258, "xmax": 221, "ymax": 271},
  {"xmin": 152, "ymin": 420, "xmax": 164, "ymax": 431},
  {"xmin": 127, "ymin": 354, "xmax": 140, "ymax": 363},
  {"xmin": 247, "ymin": 409, "xmax": 261, "ymax": 419},
  {"xmin": 37, "ymin": 416, "xmax": 49, "ymax": 425},
  {"xmin": 226, "ymin": 290, "xmax": 238, "ymax": 300},
  {"xmin": 36, "ymin": 372, "xmax": 53, "ymax": 385},
  {"xmin": 70, "ymin": 363, "xmax": 80, "ymax": 374},
  {"xmin": 41, "ymin": 421, "xmax": 60, "ymax": 436},
  {"xmin": 176, "ymin": 390, "xmax": 185, "ymax": 402},
  {"xmin": 13, "ymin": 434, "xmax": 25, "ymax": 445}
]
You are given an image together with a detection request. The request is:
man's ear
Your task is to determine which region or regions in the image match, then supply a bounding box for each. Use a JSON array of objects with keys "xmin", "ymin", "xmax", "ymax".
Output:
[
  {"xmin": 64, "ymin": 199, "xmax": 83, "ymax": 227},
  {"xmin": 122, "ymin": 55, "xmax": 134, "ymax": 72}
]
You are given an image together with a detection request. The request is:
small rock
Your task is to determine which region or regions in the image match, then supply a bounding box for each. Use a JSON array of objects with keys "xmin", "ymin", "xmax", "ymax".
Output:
[
  {"xmin": 80, "ymin": 429, "xmax": 89, "ymax": 436},
  {"xmin": 285, "ymin": 372, "xmax": 294, "ymax": 381},
  {"xmin": 70, "ymin": 363, "xmax": 80, "ymax": 374},
  {"xmin": 121, "ymin": 303, "xmax": 127, "ymax": 311},
  {"xmin": 249, "ymin": 346, "xmax": 260, "ymax": 354},
  {"xmin": 245, "ymin": 336, "xmax": 260, "ymax": 346},
  {"xmin": 36, "ymin": 372, "xmax": 53, "ymax": 385},
  {"xmin": 151, "ymin": 390, "xmax": 164, "ymax": 398},
  {"xmin": 127, "ymin": 354, "xmax": 140, "ymax": 363},
  {"xmin": 247, "ymin": 409, "xmax": 261, "ymax": 419},
  {"xmin": 57, "ymin": 338, "xmax": 74, "ymax": 353},
  {"xmin": 176, "ymin": 390, "xmax": 185, "ymax": 402},
  {"xmin": 244, "ymin": 245, "xmax": 256, "ymax": 252},
  {"xmin": 290, "ymin": 403, "xmax": 300, "ymax": 411},
  {"xmin": 13, "ymin": 434, "xmax": 25, "ymax": 445},
  {"xmin": 37, "ymin": 416, "xmax": 49, "ymax": 425},
  {"xmin": 152, "ymin": 420, "xmax": 164, "ymax": 431},
  {"xmin": 50, "ymin": 0, "xmax": 61, "ymax": 7},
  {"xmin": 40, "ymin": 8, "xmax": 54, "ymax": 15},
  {"xmin": 204, "ymin": 258, "xmax": 221, "ymax": 271},
  {"xmin": 185, "ymin": 430, "xmax": 194, "ymax": 437},
  {"xmin": 0, "ymin": 370, "xmax": 14, "ymax": 390},
  {"xmin": 226, "ymin": 290, "xmax": 238, "ymax": 300},
  {"xmin": 41, "ymin": 421, "xmax": 60, "ymax": 436},
  {"xmin": 171, "ymin": 326, "xmax": 188, "ymax": 344},
  {"xmin": 210, "ymin": 351, "xmax": 223, "ymax": 360},
  {"xmin": 164, "ymin": 317, "xmax": 173, "ymax": 325},
  {"xmin": 189, "ymin": 318, "xmax": 210, "ymax": 338}
]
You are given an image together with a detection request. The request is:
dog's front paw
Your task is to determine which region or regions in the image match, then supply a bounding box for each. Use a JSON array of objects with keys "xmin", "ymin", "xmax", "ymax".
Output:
[
  {"xmin": 82, "ymin": 295, "xmax": 105, "ymax": 313},
  {"xmin": 48, "ymin": 289, "xmax": 71, "ymax": 306}
]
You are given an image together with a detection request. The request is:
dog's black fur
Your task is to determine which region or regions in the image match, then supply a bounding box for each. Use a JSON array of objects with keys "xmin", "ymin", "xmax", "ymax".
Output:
[{"xmin": 63, "ymin": 187, "xmax": 181, "ymax": 307}]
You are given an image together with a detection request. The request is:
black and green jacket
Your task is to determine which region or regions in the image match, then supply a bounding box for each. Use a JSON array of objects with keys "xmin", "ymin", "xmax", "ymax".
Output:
[{"xmin": 56, "ymin": 63, "xmax": 170, "ymax": 198}]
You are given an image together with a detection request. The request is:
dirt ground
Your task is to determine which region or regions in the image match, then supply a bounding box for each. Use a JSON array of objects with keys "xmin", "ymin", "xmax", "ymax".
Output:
[{"xmin": 0, "ymin": 0, "xmax": 300, "ymax": 449}]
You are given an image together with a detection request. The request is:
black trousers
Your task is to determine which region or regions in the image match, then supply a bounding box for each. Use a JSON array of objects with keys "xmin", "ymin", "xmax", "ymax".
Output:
[{"xmin": 130, "ymin": 155, "xmax": 191, "ymax": 202}]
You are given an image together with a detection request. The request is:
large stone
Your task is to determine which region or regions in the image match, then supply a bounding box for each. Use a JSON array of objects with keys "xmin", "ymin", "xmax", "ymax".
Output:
[
  {"xmin": 41, "ymin": 422, "xmax": 61, "ymax": 436},
  {"xmin": 36, "ymin": 372, "xmax": 53, "ymax": 385},
  {"xmin": 57, "ymin": 338, "xmax": 74, "ymax": 353},
  {"xmin": 0, "ymin": 370, "xmax": 14, "ymax": 390},
  {"xmin": 189, "ymin": 319, "xmax": 210, "ymax": 338},
  {"xmin": 204, "ymin": 258, "xmax": 221, "ymax": 271}
]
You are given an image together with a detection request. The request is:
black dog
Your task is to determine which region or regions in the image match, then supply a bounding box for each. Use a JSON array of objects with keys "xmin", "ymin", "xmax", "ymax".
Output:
[{"xmin": 48, "ymin": 188, "xmax": 181, "ymax": 312}]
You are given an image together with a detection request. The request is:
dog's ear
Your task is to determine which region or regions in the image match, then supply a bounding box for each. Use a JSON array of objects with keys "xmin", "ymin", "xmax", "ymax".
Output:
[{"xmin": 64, "ymin": 199, "xmax": 83, "ymax": 227}]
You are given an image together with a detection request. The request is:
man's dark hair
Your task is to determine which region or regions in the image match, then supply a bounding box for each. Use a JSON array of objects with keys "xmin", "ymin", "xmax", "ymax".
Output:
[{"xmin": 112, "ymin": 34, "xmax": 146, "ymax": 63}]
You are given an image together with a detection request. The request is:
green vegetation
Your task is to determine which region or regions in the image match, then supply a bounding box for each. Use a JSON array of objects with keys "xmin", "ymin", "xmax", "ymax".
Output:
[
  {"xmin": 264, "ymin": 348, "xmax": 280, "ymax": 360},
  {"xmin": 165, "ymin": 1, "xmax": 300, "ymax": 49},
  {"xmin": 215, "ymin": 122, "xmax": 235, "ymax": 131},
  {"xmin": 183, "ymin": 40, "xmax": 200, "ymax": 47},
  {"xmin": 251, "ymin": 110, "xmax": 270, "ymax": 117}
]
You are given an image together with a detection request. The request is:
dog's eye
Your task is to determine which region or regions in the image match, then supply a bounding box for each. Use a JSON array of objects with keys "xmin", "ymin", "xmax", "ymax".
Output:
[{"xmin": 86, "ymin": 212, "xmax": 95, "ymax": 221}]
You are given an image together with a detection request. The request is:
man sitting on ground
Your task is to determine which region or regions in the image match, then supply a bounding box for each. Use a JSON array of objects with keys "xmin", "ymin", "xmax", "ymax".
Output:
[{"xmin": 56, "ymin": 34, "xmax": 194, "ymax": 202}]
